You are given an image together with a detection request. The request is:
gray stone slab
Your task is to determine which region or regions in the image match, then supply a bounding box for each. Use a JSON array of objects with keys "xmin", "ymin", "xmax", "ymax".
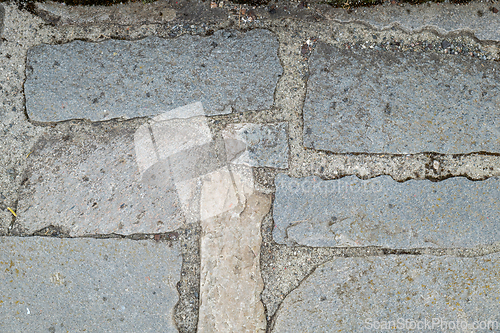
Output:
[
  {"xmin": 35, "ymin": 0, "xmax": 176, "ymax": 26},
  {"xmin": 0, "ymin": 236, "xmax": 182, "ymax": 332},
  {"xmin": 323, "ymin": 2, "xmax": 500, "ymax": 42},
  {"xmin": 272, "ymin": 254, "xmax": 500, "ymax": 332},
  {"xmin": 0, "ymin": 4, "xmax": 4, "ymax": 43},
  {"xmin": 303, "ymin": 43, "xmax": 500, "ymax": 154},
  {"xmin": 25, "ymin": 29, "xmax": 282, "ymax": 122},
  {"xmin": 222, "ymin": 122, "xmax": 289, "ymax": 169},
  {"xmin": 16, "ymin": 125, "xmax": 187, "ymax": 236},
  {"xmin": 273, "ymin": 174, "xmax": 500, "ymax": 248}
]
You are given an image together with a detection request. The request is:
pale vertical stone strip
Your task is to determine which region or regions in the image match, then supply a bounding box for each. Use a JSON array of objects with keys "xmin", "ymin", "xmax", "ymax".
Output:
[{"xmin": 198, "ymin": 188, "xmax": 271, "ymax": 333}]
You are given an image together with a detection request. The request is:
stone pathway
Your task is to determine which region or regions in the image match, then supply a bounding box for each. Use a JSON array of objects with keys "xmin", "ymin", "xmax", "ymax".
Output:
[{"xmin": 1, "ymin": 1, "xmax": 500, "ymax": 332}]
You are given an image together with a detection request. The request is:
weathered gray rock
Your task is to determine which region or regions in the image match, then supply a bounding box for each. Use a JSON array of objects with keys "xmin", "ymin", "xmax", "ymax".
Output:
[
  {"xmin": 35, "ymin": 0, "xmax": 176, "ymax": 26},
  {"xmin": 25, "ymin": 29, "xmax": 282, "ymax": 122},
  {"xmin": 0, "ymin": 4, "xmax": 4, "ymax": 42},
  {"xmin": 16, "ymin": 124, "xmax": 187, "ymax": 236},
  {"xmin": 0, "ymin": 236, "xmax": 182, "ymax": 332},
  {"xmin": 323, "ymin": 2, "xmax": 500, "ymax": 42},
  {"xmin": 273, "ymin": 254, "xmax": 500, "ymax": 332},
  {"xmin": 273, "ymin": 174, "xmax": 500, "ymax": 248},
  {"xmin": 303, "ymin": 42, "xmax": 500, "ymax": 154},
  {"xmin": 222, "ymin": 122, "xmax": 289, "ymax": 169}
]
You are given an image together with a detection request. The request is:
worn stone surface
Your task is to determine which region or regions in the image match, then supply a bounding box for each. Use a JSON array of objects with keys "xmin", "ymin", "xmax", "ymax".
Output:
[
  {"xmin": 198, "ymin": 183, "xmax": 271, "ymax": 332},
  {"xmin": 222, "ymin": 122, "xmax": 289, "ymax": 169},
  {"xmin": 16, "ymin": 123, "xmax": 187, "ymax": 236},
  {"xmin": 272, "ymin": 254, "xmax": 500, "ymax": 332},
  {"xmin": 35, "ymin": 0, "xmax": 175, "ymax": 25},
  {"xmin": 273, "ymin": 174, "xmax": 500, "ymax": 248},
  {"xmin": 25, "ymin": 29, "xmax": 282, "ymax": 122},
  {"xmin": 3, "ymin": 2, "xmax": 500, "ymax": 332},
  {"xmin": 303, "ymin": 42, "xmax": 500, "ymax": 154},
  {"xmin": 16, "ymin": 98, "xmax": 287, "ymax": 237},
  {"xmin": 0, "ymin": 4, "xmax": 4, "ymax": 42},
  {"xmin": 0, "ymin": 236, "xmax": 182, "ymax": 332},
  {"xmin": 33, "ymin": 0, "xmax": 228, "ymax": 27},
  {"xmin": 322, "ymin": 2, "xmax": 500, "ymax": 42}
]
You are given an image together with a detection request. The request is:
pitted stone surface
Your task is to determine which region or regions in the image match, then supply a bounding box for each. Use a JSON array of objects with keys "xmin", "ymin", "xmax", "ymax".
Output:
[
  {"xmin": 16, "ymin": 125, "xmax": 187, "ymax": 236},
  {"xmin": 0, "ymin": 237, "xmax": 182, "ymax": 332},
  {"xmin": 25, "ymin": 29, "xmax": 282, "ymax": 122},
  {"xmin": 323, "ymin": 2, "xmax": 500, "ymax": 42},
  {"xmin": 222, "ymin": 122, "xmax": 289, "ymax": 169},
  {"xmin": 273, "ymin": 174, "xmax": 500, "ymax": 248},
  {"xmin": 35, "ymin": 0, "xmax": 176, "ymax": 25},
  {"xmin": 303, "ymin": 43, "xmax": 500, "ymax": 154},
  {"xmin": 273, "ymin": 254, "xmax": 500, "ymax": 332},
  {"xmin": 0, "ymin": 4, "xmax": 4, "ymax": 41}
]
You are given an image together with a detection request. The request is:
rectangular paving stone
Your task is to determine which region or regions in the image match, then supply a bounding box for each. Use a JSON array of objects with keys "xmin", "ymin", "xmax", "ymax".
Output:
[
  {"xmin": 25, "ymin": 29, "xmax": 282, "ymax": 122},
  {"xmin": 303, "ymin": 42, "xmax": 500, "ymax": 153},
  {"xmin": 198, "ymin": 180, "xmax": 271, "ymax": 332},
  {"xmin": 16, "ymin": 124, "xmax": 187, "ymax": 236},
  {"xmin": 273, "ymin": 174, "xmax": 500, "ymax": 248},
  {"xmin": 0, "ymin": 236, "xmax": 182, "ymax": 332},
  {"xmin": 222, "ymin": 122, "xmax": 289, "ymax": 169},
  {"xmin": 35, "ymin": 1, "xmax": 176, "ymax": 25},
  {"xmin": 273, "ymin": 254, "xmax": 500, "ymax": 332},
  {"xmin": 323, "ymin": 1, "xmax": 500, "ymax": 41},
  {"xmin": 323, "ymin": 2, "xmax": 500, "ymax": 42}
]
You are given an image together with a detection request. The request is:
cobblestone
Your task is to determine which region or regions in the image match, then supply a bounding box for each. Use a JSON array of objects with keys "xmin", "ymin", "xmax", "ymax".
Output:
[
  {"xmin": 0, "ymin": 236, "xmax": 182, "ymax": 332},
  {"xmin": 272, "ymin": 254, "xmax": 500, "ymax": 332},
  {"xmin": 25, "ymin": 29, "xmax": 282, "ymax": 122},
  {"xmin": 303, "ymin": 42, "xmax": 500, "ymax": 154},
  {"xmin": 273, "ymin": 174, "xmax": 500, "ymax": 248}
]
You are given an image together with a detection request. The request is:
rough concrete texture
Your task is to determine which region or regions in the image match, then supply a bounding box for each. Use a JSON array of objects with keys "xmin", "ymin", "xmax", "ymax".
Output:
[
  {"xmin": 0, "ymin": 4, "xmax": 4, "ymax": 40},
  {"xmin": 272, "ymin": 254, "xmax": 500, "ymax": 332},
  {"xmin": 16, "ymin": 123, "xmax": 187, "ymax": 236},
  {"xmin": 304, "ymin": 42, "xmax": 500, "ymax": 154},
  {"xmin": 35, "ymin": 0, "xmax": 176, "ymax": 25},
  {"xmin": 25, "ymin": 29, "xmax": 282, "ymax": 122},
  {"xmin": 32, "ymin": 0, "xmax": 500, "ymax": 43},
  {"xmin": 0, "ymin": 236, "xmax": 182, "ymax": 332},
  {"xmin": 222, "ymin": 122, "xmax": 289, "ymax": 169},
  {"xmin": 33, "ymin": 0, "xmax": 228, "ymax": 27},
  {"xmin": 322, "ymin": 1, "xmax": 500, "ymax": 42},
  {"xmin": 1, "ymin": 1, "xmax": 500, "ymax": 332},
  {"xmin": 273, "ymin": 174, "xmax": 500, "ymax": 248},
  {"xmin": 2, "ymin": 0, "xmax": 500, "ymax": 233}
]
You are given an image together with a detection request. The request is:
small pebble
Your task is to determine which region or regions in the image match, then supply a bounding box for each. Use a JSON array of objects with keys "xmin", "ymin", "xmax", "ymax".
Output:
[{"xmin": 441, "ymin": 40, "xmax": 451, "ymax": 49}]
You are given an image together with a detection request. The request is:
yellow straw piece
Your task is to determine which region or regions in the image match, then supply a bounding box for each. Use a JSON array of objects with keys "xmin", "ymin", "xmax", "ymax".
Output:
[
  {"xmin": 26, "ymin": 151, "xmax": 33, "ymax": 158},
  {"xmin": 7, "ymin": 207, "xmax": 17, "ymax": 217}
]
